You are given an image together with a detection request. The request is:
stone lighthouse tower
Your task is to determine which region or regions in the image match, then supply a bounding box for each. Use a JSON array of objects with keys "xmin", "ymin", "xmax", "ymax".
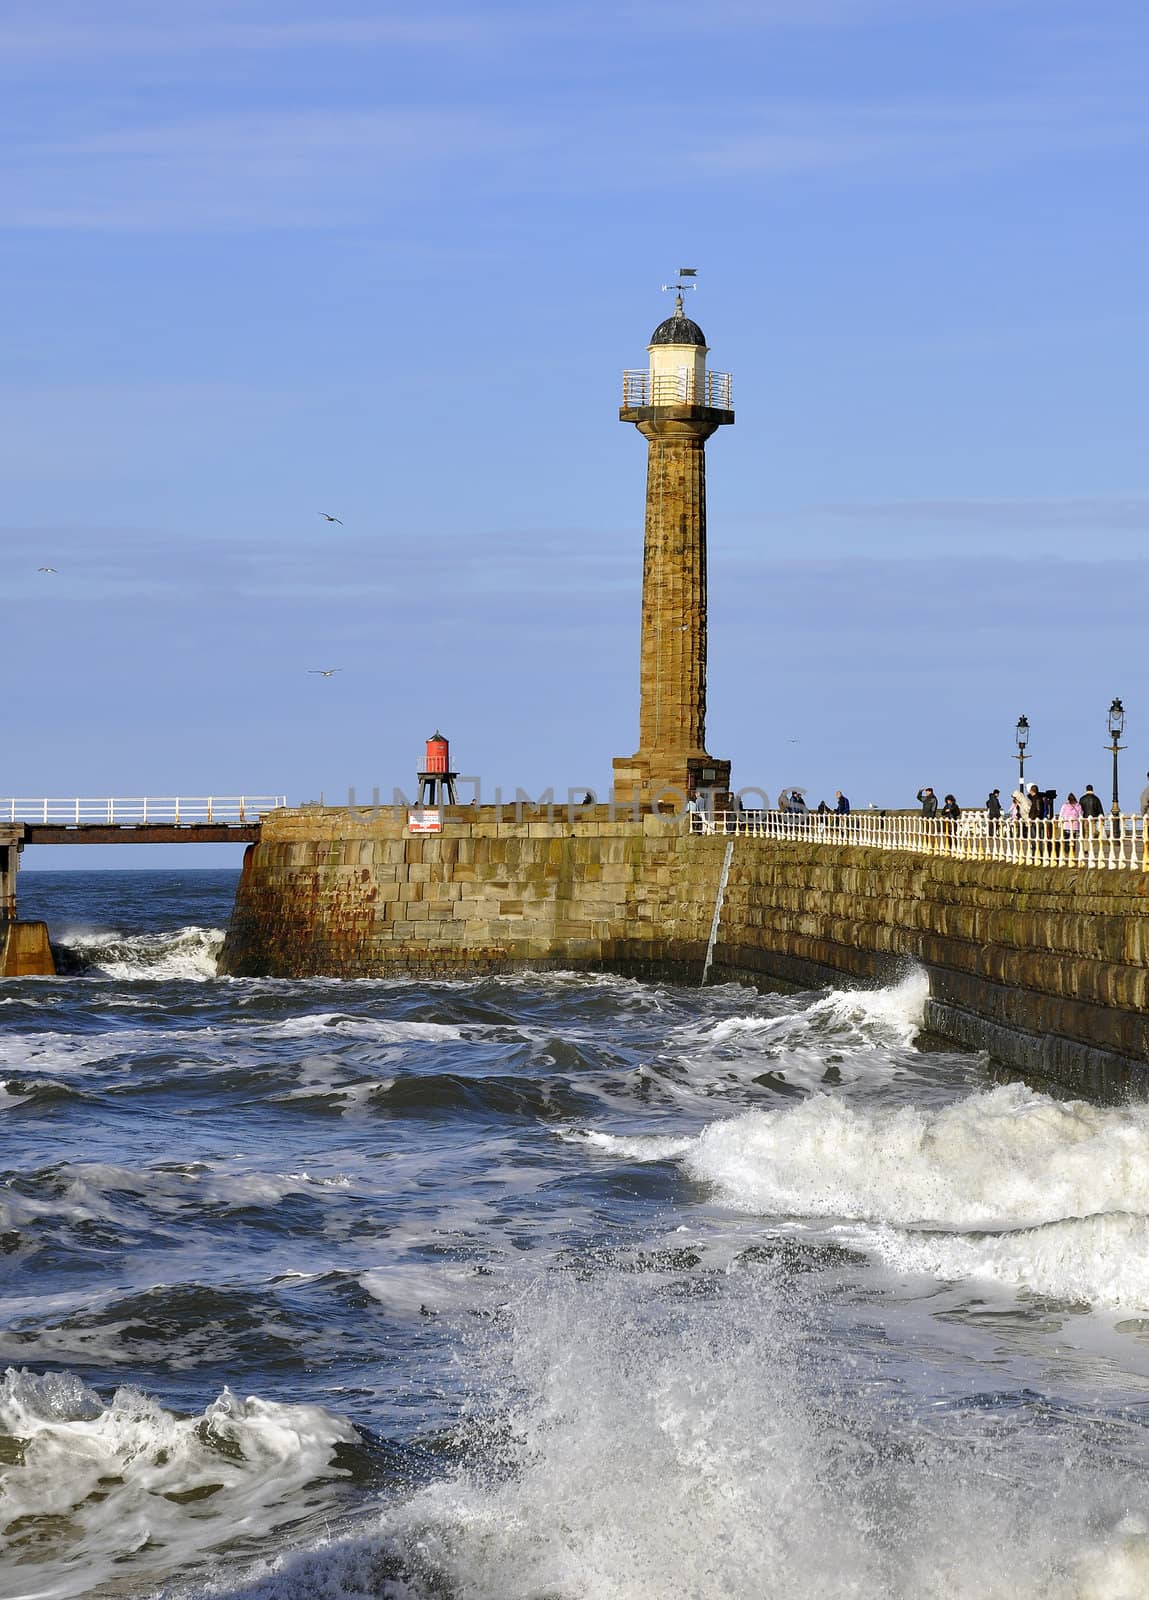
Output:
[{"xmin": 612, "ymin": 276, "xmax": 734, "ymax": 811}]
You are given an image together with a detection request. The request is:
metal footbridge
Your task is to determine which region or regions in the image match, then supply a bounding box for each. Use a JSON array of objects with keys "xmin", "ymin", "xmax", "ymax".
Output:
[
  {"xmin": 1, "ymin": 797, "xmax": 287, "ymax": 921},
  {"xmin": 3, "ymin": 795, "xmax": 285, "ymax": 844}
]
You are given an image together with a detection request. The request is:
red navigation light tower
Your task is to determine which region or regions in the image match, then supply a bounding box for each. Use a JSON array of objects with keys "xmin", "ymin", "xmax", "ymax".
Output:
[{"xmin": 416, "ymin": 731, "xmax": 459, "ymax": 806}]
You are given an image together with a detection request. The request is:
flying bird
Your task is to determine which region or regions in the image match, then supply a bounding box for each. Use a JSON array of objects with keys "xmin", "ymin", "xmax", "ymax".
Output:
[
  {"xmin": 318, "ymin": 512, "xmax": 343, "ymax": 524},
  {"xmin": 37, "ymin": 565, "xmax": 57, "ymax": 573},
  {"xmin": 308, "ymin": 668, "xmax": 342, "ymax": 677}
]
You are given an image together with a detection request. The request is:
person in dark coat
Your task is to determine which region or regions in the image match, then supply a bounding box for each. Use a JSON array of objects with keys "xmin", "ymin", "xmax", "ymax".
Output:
[
  {"xmin": 916, "ymin": 787, "xmax": 939, "ymax": 817},
  {"xmin": 986, "ymin": 789, "xmax": 1002, "ymax": 820},
  {"xmin": 1080, "ymin": 785, "xmax": 1103, "ymax": 820},
  {"xmin": 835, "ymin": 791, "xmax": 850, "ymax": 815}
]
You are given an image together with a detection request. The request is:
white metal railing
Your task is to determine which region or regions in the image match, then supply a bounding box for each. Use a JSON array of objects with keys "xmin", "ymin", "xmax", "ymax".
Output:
[
  {"xmin": 688, "ymin": 808, "xmax": 1149, "ymax": 871},
  {"xmin": 622, "ymin": 370, "xmax": 733, "ymax": 409},
  {"xmin": 1, "ymin": 796, "xmax": 288, "ymax": 825}
]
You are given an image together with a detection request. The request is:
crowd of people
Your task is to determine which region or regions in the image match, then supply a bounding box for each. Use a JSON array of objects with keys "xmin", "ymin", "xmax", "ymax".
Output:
[
  {"xmin": 777, "ymin": 789, "xmax": 850, "ymax": 816},
  {"xmin": 915, "ymin": 774, "xmax": 1149, "ymax": 830},
  {"xmin": 715, "ymin": 775, "xmax": 1149, "ymax": 835}
]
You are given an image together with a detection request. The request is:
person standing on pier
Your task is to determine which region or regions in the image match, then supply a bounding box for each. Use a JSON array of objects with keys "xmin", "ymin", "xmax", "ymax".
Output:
[
  {"xmin": 1081, "ymin": 784, "xmax": 1107, "ymax": 825},
  {"xmin": 1140, "ymin": 772, "xmax": 1149, "ymax": 815},
  {"xmin": 917, "ymin": 787, "xmax": 938, "ymax": 817},
  {"xmin": 1059, "ymin": 793, "xmax": 1083, "ymax": 860}
]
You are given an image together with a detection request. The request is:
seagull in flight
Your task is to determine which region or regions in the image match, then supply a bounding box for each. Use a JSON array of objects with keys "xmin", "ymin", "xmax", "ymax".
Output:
[
  {"xmin": 318, "ymin": 512, "xmax": 343, "ymax": 524},
  {"xmin": 37, "ymin": 565, "xmax": 57, "ymax": 573},
  {"xmin": 308, "ymin": 668, "xmax": 342, "ymax": 677}
]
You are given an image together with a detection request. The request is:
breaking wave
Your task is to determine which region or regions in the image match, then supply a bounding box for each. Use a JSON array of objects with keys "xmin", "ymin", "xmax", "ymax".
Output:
[
  {"xmin": 860, "ymin": 1211, "xmax": 1149, "ymax": 1310},
  {"xmin": 185, "ymin": 1271, "xmax": 1149, "ymax": 1600},
  {"xmin": 58, "ymin": 924, "xmax": 225, "ymax": 980},
  {"xmin": 686, "ymin": 1082, "xmax": 1149, "ymax": 1230},
  {"xmin": 682, "ymin": 1082, "xmax": 1149, "ymax": 1308},
  {"xmin": 0, "ymin": 1367, "xmax": 358, "ymax": 1599},
  {"xmin": 707, "ymin": 968, "xmax": 929, "ymax": 1053}
]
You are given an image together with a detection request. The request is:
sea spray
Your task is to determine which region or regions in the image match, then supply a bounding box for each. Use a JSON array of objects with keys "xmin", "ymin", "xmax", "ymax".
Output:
[
  {"xmin": 57, "ymin": 924, "xmax": 225, "ymax": 980},
  {"xmin": 186, "ymin": 1267, "xmax": 1149, "ymax": 1600}
]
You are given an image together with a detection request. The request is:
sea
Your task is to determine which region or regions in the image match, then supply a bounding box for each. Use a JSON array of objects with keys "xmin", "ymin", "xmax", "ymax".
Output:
[{"xmin": 3, "ymin": 868, "xmax": 1149, "ymax": 1600}]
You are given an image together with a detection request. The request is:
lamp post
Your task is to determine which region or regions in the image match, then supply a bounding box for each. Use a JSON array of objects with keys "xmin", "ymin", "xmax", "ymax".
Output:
[
  {"xmin": 1015, "ymin": 715, "xmax": 1030, "ymax": 788},
  {"xmin": 1107, "ymin": 698, "xmax": 1125, "ymax": 820}
]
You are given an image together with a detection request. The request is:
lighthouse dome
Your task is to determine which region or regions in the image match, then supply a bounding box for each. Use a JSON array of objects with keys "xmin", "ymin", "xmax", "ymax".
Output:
[{"xmin": 649, "ymin": 307, "xmax": 707, "ymax": 347}]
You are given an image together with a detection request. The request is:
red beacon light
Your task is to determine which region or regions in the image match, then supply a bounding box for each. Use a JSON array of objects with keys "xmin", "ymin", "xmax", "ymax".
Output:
[
  {"xmin": 417, "ymin": 730, "xmax": 458, "ymax": 805},
  {"xmin": 424, "ymin": 732, "xmax": 450, "ymax": 774}
]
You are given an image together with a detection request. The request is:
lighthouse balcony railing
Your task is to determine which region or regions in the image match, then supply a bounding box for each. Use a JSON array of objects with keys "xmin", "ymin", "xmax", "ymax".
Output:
[
  {"xmin": 622, "ymin": 370, "xmax": 733, "ymax": 409},
  {"xmin": 688, "ymin": 807, "xmax": 1149, "ymax": 871}
]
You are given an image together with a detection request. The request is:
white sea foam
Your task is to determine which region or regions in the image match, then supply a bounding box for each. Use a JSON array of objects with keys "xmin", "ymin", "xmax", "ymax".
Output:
[
  {"xmin": 858, "ymin": 1211, "xmax": 1149, "ymax": 1310},
  {"xmin": 360, "ymin": 1260, "xmax": 507, "ymax": 1318},
  {"xmin": 62, "ymin": 924, "xmax": 225, "ymax": 980},
  {"xmin": 254, "ymin": 1013, "xmax": 465, "ymax": 1042},
  {"xmin": 685, "ymin": 1081, "xmax": 1149, "ymax": 1231},
  {"xmin": 0, "ymin": 1027, "xmax": 158, "ymax": 1074},
  {"xmin": 186, "ymin": 1271, "xmax": 1149, "ymax": 1600},
  {"xmin": 0, "ymin": 1367, "xmax": 356, "ymax": 1598},
  {"xmin": 658, "ymin": 970, "xmax": 934, "ymax": 1098},
  {"xmin": 563, "ymin": 1128, "xmax": 697, "ymax": 1162},
  {"xmin": 0, "ymin": 1010, "xmax": 464, "ymax": 1091},
  {"xmin": 0, "ymin": 1160, "xmax": 360, "ymax": 1233},
  {"xmin": 708, "ymin": 969, "xmax": 929, "ymax": 1051}
]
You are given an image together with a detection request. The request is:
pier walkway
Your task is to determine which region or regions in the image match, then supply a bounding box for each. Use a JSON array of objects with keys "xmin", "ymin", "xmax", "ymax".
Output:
[{"xmin": 691, "ymin": 808, "xmax": 1149, "ymax": 871}]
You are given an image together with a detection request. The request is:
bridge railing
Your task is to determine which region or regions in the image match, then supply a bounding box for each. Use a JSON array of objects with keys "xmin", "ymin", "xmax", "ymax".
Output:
[
  {"xmin": 689, "ymin": 808, "xmax": 1149, "ymax": 870},
  {"xmin": 2, "ymin": 797, "xmax": 288, "ymax": 825}
]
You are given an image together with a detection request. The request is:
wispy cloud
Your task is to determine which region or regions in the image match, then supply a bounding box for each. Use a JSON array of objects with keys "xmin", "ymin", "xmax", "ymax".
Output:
[
  {"xmin": 0, "ymin": 10, "xmax": 484, "ymax": 59},
  {"xmin": 813, "ymin": 496, "xmax": 1149, "ymax": 530},
  {"xmin": 690, "ymin": 90, "xmax": 1149, "ymax": 179},
  {"xmin": 0, "ymin": 108, "xmax": 517, "ymax": 229},
  {"xmin": 0, "ymin": 5, "xmax": 1142, "ymax": 230},
  {"xmin": 0, "ymin": 0, "xmax": 1020, "ymax": 60},
  {"xmin": 0, "ymin": 523, "xmax": 634, "ymax": 609}
]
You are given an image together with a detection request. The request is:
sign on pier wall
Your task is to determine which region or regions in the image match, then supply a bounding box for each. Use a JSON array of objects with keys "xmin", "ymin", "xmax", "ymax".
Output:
[{"xmin": 407, "ymin": 810, "xmax": 442, "ymax": 835}]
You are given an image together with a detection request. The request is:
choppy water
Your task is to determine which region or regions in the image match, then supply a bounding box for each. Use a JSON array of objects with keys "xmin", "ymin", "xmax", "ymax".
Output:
[{"xmin": 4, "ymin": 869, "xmax": 1149, "ymax": 1599}]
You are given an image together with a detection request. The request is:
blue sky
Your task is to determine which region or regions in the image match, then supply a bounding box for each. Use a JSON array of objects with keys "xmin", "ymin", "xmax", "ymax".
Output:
[{"xmin": 5, "ymin": 0, "xmax": 1148, "ymax": 868}]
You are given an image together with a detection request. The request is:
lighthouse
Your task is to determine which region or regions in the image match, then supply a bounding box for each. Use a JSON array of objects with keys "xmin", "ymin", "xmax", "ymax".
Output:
[{"xmin": 612, "ymin": 274, "xmax": 734, "ymax": 811}]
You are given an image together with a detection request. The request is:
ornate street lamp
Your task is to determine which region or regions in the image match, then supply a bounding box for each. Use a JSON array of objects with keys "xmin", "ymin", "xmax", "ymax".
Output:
[
  {"xmin": 1107, "ymin": 698, "xmax": 1126, "ymax": 819},
  {"xmin": 1015, "ymin": 715, "xmax": 1030, "ymax": 787}
]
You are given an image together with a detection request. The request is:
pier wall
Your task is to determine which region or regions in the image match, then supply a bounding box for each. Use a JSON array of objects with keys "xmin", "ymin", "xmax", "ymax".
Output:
[
  {"xmin": 219, "ymin": 808, "xmax": 1149, "ymax": 1095},
  {"xmin": 0, "ymin": 824, "xmax": 55, "ymax": 976},
  {"xmin": 0, "ymin": 920, "xmax": 55, "ymax": 978}
]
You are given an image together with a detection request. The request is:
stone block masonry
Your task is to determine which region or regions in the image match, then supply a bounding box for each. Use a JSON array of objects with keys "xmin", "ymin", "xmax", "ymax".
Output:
[
  {"xmin": 220, "ymin": 808, "xmax": 716, "ymax": 982},
  {"xmin": 219, "ymin": 807, "xmax": 1149, "ymax": 1096}
]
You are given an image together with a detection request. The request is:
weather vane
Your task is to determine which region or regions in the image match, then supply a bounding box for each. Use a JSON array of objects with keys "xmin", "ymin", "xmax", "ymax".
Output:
[{"xmin": 660, "ymin": 267, "xmax": 698, "ymax": 295}]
